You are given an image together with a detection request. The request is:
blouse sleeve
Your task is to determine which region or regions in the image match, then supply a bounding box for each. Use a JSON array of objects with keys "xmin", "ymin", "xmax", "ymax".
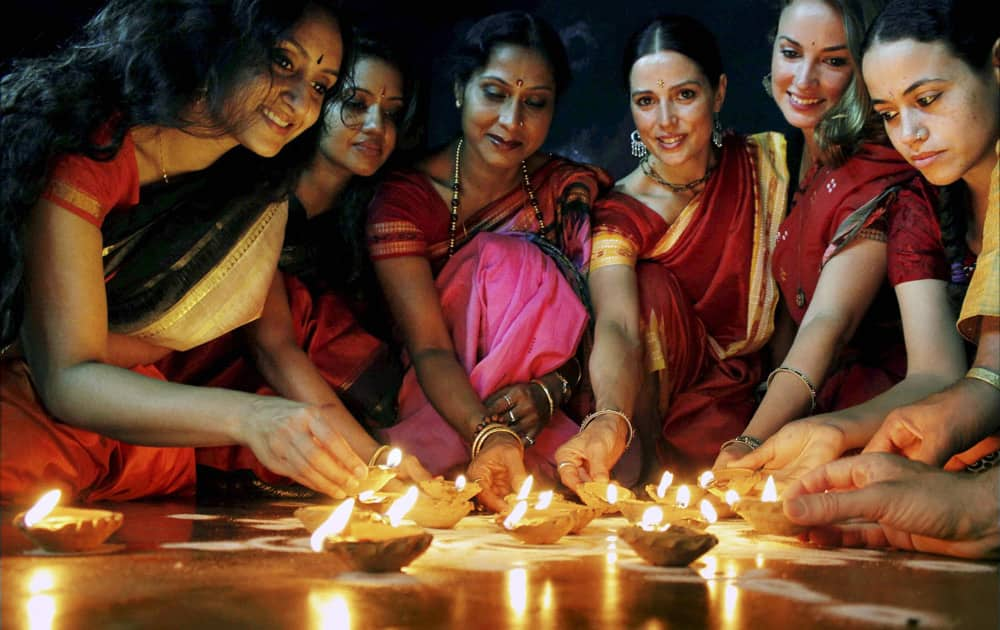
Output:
[
  {"xmin": 39, "ymin": 134, "xmax": 140, "ymax": 227},
  {"xmin": 366, "ymin": 171, "xmax": 437, "ymax": 261},
  {"xmin": 886, "ymin": 181, "xmax": 949, "ymax": 286},
  {"xmin": 590, "ymin": 192, "xmax": 657, "ymax": 272}
]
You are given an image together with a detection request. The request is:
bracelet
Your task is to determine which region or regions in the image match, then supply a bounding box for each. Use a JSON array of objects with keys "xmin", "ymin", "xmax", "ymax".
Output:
[
  {"xmin": 719, "ymin": 435, "xmax": 762, "ymax": 453},
  {"xmin": 579, "ymin": 409, "xmax": 634, "ymax": 449},
  {"xmin": 767, "ymin": 365, "xmax": 817, "ymax": 413},
  {"xmin": 368, "ymin": 444, "xmax": 392, "ymax": 467},
  {"xmin": 471, "ymin": 424, "xmax": 524, "ymax": 459},
  {"xmin": 966, "ymin": 367, "xmax": 1000, "ymax": 392},
  {"xmin": 552, "ymin": 371, "xmax": 571, "ymax": 401},
  {"xmin": 531, "ymin": 379, "xmax": 555, "ymax": 418}
]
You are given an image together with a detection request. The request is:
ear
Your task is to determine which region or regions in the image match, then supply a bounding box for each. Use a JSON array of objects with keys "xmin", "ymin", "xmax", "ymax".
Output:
[
  {"xmin": 992, "ymin": 38, "xmax": 1000, "ymax": 86},
  {"xmin": 714, "ymin": 74, "xmax": 728, "ymax": 113},
  {"xmin": 453, "ymin": 81, "xmax": 464, "ymax": 108}
]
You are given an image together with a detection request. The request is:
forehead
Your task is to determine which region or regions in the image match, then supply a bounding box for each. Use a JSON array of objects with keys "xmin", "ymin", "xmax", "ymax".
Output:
[
  {"xmin": 630, "ymin": 50, "xmax": 705, "ymax": 87},
  {"xmin": 475, "ymin": 44, "xmax": 555, "ymax": 85},
  {"xmin": 286, "ymin": 6, "xmax": 343, "ymax": 70},
  {"xmin": 863, "ymin": 39, "xmax": 968, "ymax": 96},
  {"xmin": 351, "ymin": 56, "xmax": 404, "ymax": 95},
  {"xmin": 777, "ymin": 0, "xmax": 846, "ymax": 45}
]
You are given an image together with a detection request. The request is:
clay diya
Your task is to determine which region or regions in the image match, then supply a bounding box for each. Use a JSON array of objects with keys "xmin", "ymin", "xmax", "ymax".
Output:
[
  {"xmin": 733, "ymin": 475, "xmax": 805, "ymax": 536},
  {"xmin": 618, "ymin": 506, "xmax": 718, "ymax": 566},
  {"xmin": 309, "ymin": 492, "xmax": 433, "ymax": 572},
  {"xmin": 706, "ymin": 467, "xmax": 763, "ymax": 498},
  {"xmin": 644, "ymin": 472, "xmax": 706, "ymax": 509},
  {"xmin": 498, "ymin": 499, "xmax": 576, "ymax": 544},
  {"xmin": 619, "ymin": 497, "xmax": 716, "ymax": 531},
  {"xmin": 576, "ymin": 481, "xmax": 635, "ymax": 514},
  {"xmin": 354, "ymin": 448, "xmax": 403, "ymax": 496},
  {"xmin": 14, "ymin": 490, "xmax": 124, "ymax": 553}
]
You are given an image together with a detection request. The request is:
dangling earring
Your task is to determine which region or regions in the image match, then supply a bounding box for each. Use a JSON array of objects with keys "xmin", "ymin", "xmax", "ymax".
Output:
[
  {"xmin": 712, "ymin": 114, "xmax": 723, "ymax": 148},
  {"xmin": 630, "ymin": 130, "xmax": 647, "ymax": 158},
  {"xmin": 761, "ymin": 72, "xmax": 773, "ymax": 97},
  {"xmin": 455, "ymin": 97, "xmax": 463, "ymax": 109}
]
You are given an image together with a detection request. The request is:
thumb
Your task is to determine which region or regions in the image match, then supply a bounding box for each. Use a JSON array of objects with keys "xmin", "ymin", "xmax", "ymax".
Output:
[
  {"xmin": 587, "ymin": 457, "xmax": 611, "ymax": 483},
  {"xmin": 730, "ymin": 441, "xmax": 772, "ymax": 470},
  {"xmin": 784, "ymin": 486, "xmax": 887, "ymax": 526}
]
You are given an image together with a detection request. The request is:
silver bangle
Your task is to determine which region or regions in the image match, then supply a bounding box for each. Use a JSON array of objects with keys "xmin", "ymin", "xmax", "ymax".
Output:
[
  {"xmin": 531, "ymin": 379, "xmax": 555, "ymax": 418},
  {"xmin": 767, "ymin": 365, "xmax": 817, "ymax": 413},
  {"xmin": 719, "ymin": 435, "xmax": 762, "ymax": 452},
  {"xmin": 580, "ymin": 409, "xmax": 634, "ymax": 449}
]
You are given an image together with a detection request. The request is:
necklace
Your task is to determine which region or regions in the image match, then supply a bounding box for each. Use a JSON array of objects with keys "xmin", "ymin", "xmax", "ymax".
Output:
[
  {"xmin": 448, "ymin": 138, "xmax": 547, "ymax": 258},
  {"xmin": 158, "ymin": 131, "xmax": 170, "ymax": 184},
  {"xmin": 640, "ymin": 154, "xmax": 715, "ymax": 193}
]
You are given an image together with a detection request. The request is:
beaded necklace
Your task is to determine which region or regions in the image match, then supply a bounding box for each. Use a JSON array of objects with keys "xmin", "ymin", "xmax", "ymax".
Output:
[
  {"xmin": 448, "ymin": 138, "xmax": 546, "ymax": 258},
  {"xmin": 640, "ymin": 154, "xmax": 715, "ymax": 193}
]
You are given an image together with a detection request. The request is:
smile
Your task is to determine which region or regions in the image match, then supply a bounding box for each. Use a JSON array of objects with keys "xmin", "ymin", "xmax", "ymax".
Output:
[
  {"xmin": 788, "ymin": 93, "xmax": 823, "ymax": 107},
  {"xmin": 486, "ymin": 134, "xmax": 522, "ymax": 151},
  {"xmin": 354, "ymin": 140, "xmax": 383, "ymax": 156},
  {"xmin": 261, "ymin": 106, "xmax": 293, "ymax": 129},
  {"xmin": 656, "ymin": 134, "xmax": 685, "ymax": 149}
]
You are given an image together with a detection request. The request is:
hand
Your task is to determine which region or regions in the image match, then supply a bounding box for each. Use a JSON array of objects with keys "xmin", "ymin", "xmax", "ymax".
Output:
[
  {"xmin": 713, "ymin": 441, "xmax": 754, "ymax": 470},
  {"xmin": 783, "ymin": 453, "xmax": 1000, "ymax": 559},
  {"xmin": 239, "ymin": 400, "xmax": 368, "ymax": 499},
  {"xmin": 554, "ymin": 414, "xmax": 627, "ymax": 493},
  {"xmin": 484, "ymin": 382, "xmax": 552, "ymax": 446},
  {"xmin": 396, "ymin": 453, "xmax": 433, "ymax": 483},
  {"xmin": 467, "ymin": 433, "xmax": 527, "ymax": 512},
  {"xmin": 728, "ymin": 420, "xmax": 847, "ymax": 483}
]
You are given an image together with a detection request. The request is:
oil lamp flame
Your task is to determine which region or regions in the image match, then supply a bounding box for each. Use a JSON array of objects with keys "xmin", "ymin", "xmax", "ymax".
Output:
[
  {"xmin": 455, "ymin": 475, "xmax": 467, "ymax": 492},
  {"xmin": 675, "ymin": 485, "xmax": 691, "ymax": 509},
  {"xmin": 310, "ymin": 498, "xmax": 355, "ymax": 552},
  {"xmin": 358, "ymin": 490, "xmax": 376, "ymax": 502},
  {"xmin": 724, "ymin": 489, "xmax": 740, "ymax": 506},
  {"xmin": 24, "ymin": 490, "xmax": 61, "ymax": 528},
  {"xmin": 698, "ymin": 471, "xmax": 715, "ymax": 489},
  {"xmin": 639, "ymin": 506, "xmax": 664, "ymax": 531},
  {"xmin": 605, "ymin": 483, "xmax": 619, "ymax": 505},
  {"xmin": 386, "ymin": 486, "xmax": 419, "ymax": 526},
  {"xmin": 699, "ymin": 499, "xmax": 718, "ymax": 524},
  {"xmin": 385, "ymin": 448, "xmax": 403, "ymax": 468},
  {"xmin": 516, "ymin": 476, "xmax": 534, "ymax": 501},
  {"xmin": 503, "ymin": 500, "xmax": 529, "ymax": 529},
  {"xmin": 656, "ymin": 471, "xmax": 674, "ymax": 499},
  {"xmin": 761, "ymin": 475, "xmax": 778, "ymax": 502},
  {"xmin": 534, "ymin": 490, "xmax": 553, "ymax": 511}
]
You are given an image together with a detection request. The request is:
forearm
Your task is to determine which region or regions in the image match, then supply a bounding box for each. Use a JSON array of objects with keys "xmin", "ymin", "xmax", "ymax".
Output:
[
  {"xmin": 412, "ymin": 348, "xmax": 488, "ymax": 442},
  {"xmin": 589, "ymin": 320, "xmax": 642, "ymax": 417}
]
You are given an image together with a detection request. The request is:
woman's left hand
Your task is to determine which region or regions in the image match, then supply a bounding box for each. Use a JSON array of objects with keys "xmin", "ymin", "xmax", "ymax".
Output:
[
  {"xmin": 485, "ymin": 382, "xmax": 553, "ymax": 447},
  {"xmin": 467, "ymin": 432, "xmax": 528, "ymax": 512}
]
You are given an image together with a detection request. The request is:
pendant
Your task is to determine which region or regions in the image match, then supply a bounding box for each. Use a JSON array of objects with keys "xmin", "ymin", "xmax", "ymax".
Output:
[{"xmin": 795, "ymin": 288, "xmax": 806, "ymax": 309}]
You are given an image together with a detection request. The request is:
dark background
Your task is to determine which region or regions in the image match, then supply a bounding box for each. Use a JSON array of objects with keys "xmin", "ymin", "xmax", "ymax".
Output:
[{"xmin": 3, "ymin": 0, "xmax": 787, "ymax": 180}]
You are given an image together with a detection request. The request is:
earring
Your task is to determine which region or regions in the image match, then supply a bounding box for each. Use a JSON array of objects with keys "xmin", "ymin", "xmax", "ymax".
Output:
[
  {"xmin": 761, "ymin": 72, "xmax": 773, "ymax": 97},
  {"xmin": 455, "ymin": 97, "xmax": 462, "ymax": 109},
  {"xmin": 712, "ymin": 115, "xmax": 723, "ymax": 148},
  {"xmin": 630, "ymin": 130, "xmax": 647, "ymax": 158}
]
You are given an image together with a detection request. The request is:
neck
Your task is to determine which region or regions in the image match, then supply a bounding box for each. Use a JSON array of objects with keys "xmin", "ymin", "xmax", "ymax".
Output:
[
  {"xmin": 296, "ymin": 153, "xmax": 354, "ymax": 219},
  {"xmin": 458, "ymin": 138, "xmax": 522, "ymax": 201},
  {"xmin": 650, "ymin": 145, "xmax": 716, "ymax": 188},
  {"xmin": 964, "ymin": 150, "xmax": 998, "ymax": 250},
  {"xmin": 134, "ymin": 126, "xmax": 239, "ymax": 185}
]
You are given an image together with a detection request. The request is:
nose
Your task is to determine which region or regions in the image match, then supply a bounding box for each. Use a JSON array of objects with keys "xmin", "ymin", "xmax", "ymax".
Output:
[
  {"xmin": 899, "ymin": 110, "xmax": 927, "ymax": 146},
  {"xmin": 362, "ymin": 105, "xmax": 384, "ymax": 132},
  {"xmin": 657, "ymin": 101, "xmax": 677, "ymax": 128},
  {"xmin": 793, "ymin": 59, "xmax": 819, "ymax": 88},
  {"xmin": 280, "ymin": 77, "xmax": 309, "ymax": 112},
  {"xmin": 498, "ymin": 99, "xmax": 523, "ymax": 129}
]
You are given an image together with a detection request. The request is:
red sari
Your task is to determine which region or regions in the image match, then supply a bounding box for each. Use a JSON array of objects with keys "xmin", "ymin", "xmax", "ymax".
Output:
[
  {"xmin": 772, "ymin": 143, "xmax": 947, "ymax": 410},
  {"xmin": 366, "ymin": 155, "xmax": 611, "ymax": 477},
  {"xmin": 591, "ymin": 133, "xmax": 789, "ymax": 473}
]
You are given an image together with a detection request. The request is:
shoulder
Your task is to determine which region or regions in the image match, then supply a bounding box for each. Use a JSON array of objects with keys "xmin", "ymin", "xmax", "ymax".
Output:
[{"xmin": 535, "ymin": 153, "xmax": 614, "ymax": 191}]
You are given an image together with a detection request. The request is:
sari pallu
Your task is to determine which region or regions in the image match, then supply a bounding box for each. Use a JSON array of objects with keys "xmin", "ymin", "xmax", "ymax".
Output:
[{"xmin": 591, "ymin": 132, "xmax": 789, "ymax": 473}]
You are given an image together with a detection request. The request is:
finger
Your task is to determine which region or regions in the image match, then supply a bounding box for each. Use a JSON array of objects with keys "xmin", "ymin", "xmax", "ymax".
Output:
[
  {"xmin": 287, "ymin": 431, "xmax": 359, "ymax": 496},
  {"xmin": 506, "ymin": 454, "xmax": 529, "ymax": 491},
  {"xmin": 557, "ymin": 461, "xmax": 585, "ymax": 491},
  {"xmin": 587, "ymin": 454, "xmax": 611, "ymax": 484},
  {"xmin": 783, "ymin": 485, "xmax": 892, "ymax": 526},
  {"xmin": 404, "ymin": 457, "xmax": 433, "ymax": 482},
  {"xmin": 477, "ymin": 480, "xmax": 510, "ymax": 513},
  {"xmin": 729, "ymin": 439, "xmax": 775, "ymax": 471},
  {"xmin": 309, "ymin": 411, "xmax": 368, "ymax": 479},
  {"xmin": 804, "ymin": 523, "xmax": 891, "ymax": 549}
]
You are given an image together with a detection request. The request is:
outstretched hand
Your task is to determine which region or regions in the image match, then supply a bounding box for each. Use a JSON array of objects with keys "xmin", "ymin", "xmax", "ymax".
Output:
[
  {"xmin": 554, "ymin": 414, "xmax": 626, "ymax": 494},
  {"xmin": 485, "ymin": 382, "xmax": 552, "ymax": 446},
  {"xmin": 727, "ymin": 420, "xmax": 847, "ymax": 483},
  {"xmin": 467, "ymin": 433, "xmax": 528, "ymax": 513}
]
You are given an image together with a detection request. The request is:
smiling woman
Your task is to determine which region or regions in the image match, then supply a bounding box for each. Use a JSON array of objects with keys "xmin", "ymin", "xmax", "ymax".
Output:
[{"xmin": 0, "ymin": 0, "xmax": 390, "ymax": 505}]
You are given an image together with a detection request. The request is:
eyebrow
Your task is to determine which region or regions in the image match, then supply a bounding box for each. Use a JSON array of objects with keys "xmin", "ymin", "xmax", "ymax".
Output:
[
  {"xmin": 777, "ymin": 35, "xmax": 848, "ymax": 53},
  {"xmin": 871, "ymin": 77, "xmax": 947, "ymax": 105},
  {"xmin": 282, "ymin": 37, "xmax": 340, "ymax": 78},
  {"xmin": 480, "ymin": 75, "xmax": 554, "ymax": 92},
  {"xmin": 352, "ymin": 87, "xmax": 405, "ymax": 102},
  {"xmin": 631, "ymin": 79, "xmax": 702, "ymax": 97}
]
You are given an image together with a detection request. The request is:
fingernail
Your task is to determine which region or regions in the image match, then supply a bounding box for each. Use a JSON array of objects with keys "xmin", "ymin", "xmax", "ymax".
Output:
[
  {"xmin": 354, "ymin": 465, "xmax": 368, "ymax": 479},
  {"xmin": 346, "ymin": 478, "xmax": 360, "ymax": 491},
  {"xmin": 785, "ymin": 497, "xmax": 806, "ymax": 520},
  {"xmin": 333, "ymin": 489, "xmax": 346, "ymax": 499}
]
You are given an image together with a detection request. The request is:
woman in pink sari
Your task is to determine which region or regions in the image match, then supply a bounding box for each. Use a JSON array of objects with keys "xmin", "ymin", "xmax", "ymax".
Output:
[{"xmin": 367, "ymin": 11, "xmax": 610, "ymax": 510}]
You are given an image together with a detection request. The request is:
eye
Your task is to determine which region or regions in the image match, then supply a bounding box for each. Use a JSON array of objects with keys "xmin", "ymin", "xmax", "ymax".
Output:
[
  {"xmin": 635, "ymin": 95, "xmax": 654, "ymax": 107},
  {"xmin": 876, "ymin": 110, "xmax": 898, "ymax": 122},
  {"xmin": 824, "ymin": 57, "xmax": 850, "ymax": 68},
  {"xmin": 916, "ymin": 93, "xmax": 939, "ymax": 107},
  {"xmin": 677, "ymin": 89, "xmax": 697, "ymax": 101},
  {"xmin": 525, "ymin": 97, "xmax": 548, "ymax": 109},
  {"xmin": 312, "ymin": 82, "xmax": 331, "ymax": 96},
  {"xmin": 271, "ymin": 49, "xmax": 293, "ymax": 72},
  {"xmin": 482, "ymin": 85, "xmax": 506, "ymax": 101},
  {"xmin": 780, "ymin": 48, "xmax": 801, "ymax": 59},
  {"xmin": 345, "ymin": 98, "xmax": 367, "ymax": 111},
  {"xmin": 384, "ymin": 107, "xmax": 404, "ymax": 124}
]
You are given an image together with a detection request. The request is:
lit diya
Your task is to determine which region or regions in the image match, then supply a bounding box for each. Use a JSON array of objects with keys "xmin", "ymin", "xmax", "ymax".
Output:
[
  {"xmin": 576, "ymin": 481, "xmax": 635, "ymax": 514},
  {"xmin": 705, "ymin": 467, "xmax": 763, "ymax": 498},
  {"xmin": 14, "ymin": 490, "xmax": 124, "ymax": 553},
  {"xmin": 618, "ymin": 506, "xmax": 718, "ymax": 567},
  {"xmin": 732, "ymin": 475, "xmax": 805, "ymax": 536},
  {"xmin": 406, "ymin": 475, "xmax": 481, "ymax": 528},
  {"xmin": 644, "ymin": 471, "xmax": 707, "ymax": 508},
  {"xmin": 308, "ymin": 489, "xmax": 433, "ymax": 572},
  {"xmin": 618, "ymin": 495, "xmax": 717, "ymax": 531},
  {"xmin": 503, "ymin": 479, "xmax": 601, "ymax": 535},
  {"xmin": 498, "ymin": 496, "xmax": 576, "ymax": 544},
  {"xmin": 355, "ymin": 447, "xmax": 404, "ymax": 495}
]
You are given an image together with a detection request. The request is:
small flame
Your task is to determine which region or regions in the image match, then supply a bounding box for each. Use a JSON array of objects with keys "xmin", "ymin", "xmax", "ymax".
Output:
[
  {"xmin": 23, "ymin": 490, "xmax": 61, "ymax": 528},
  {"xmin": 358, "ymin": 490, "xmax": 376, "ymax": 503},
  {"xmin": 605, "ymin": 483, "xmax": 619, "ymax": 505},
  {"xmin": 310, "ymin": 499, "xmax": 355, "ymax": 551},
  {"xmin": 724, "ymin": 489, "xmax": 740, "ymax": 506},
  {"xmin": 534, "ymin": 490, "xmax": 554, "ymax": 511},
  {"xmin": 698, "ymin": 471, "xmax": 715, "ymax": 489},
  {"xmin": 656, "ymin": 471, "xmax": 674, "ymax": 499},
  {"xmin": 761, "ymin": 475, "xmax": 778, "ymax": 502},
  {"xmin": 385, "ymin": 448, "xmax": 403, "ymax": 468},
  {"xmin": 503, "ymin": 500, "xmax": 529, "ymax": 529},
  {"xmin": 386, "ymin": 486, "xmax": 419, "ymax": 526},
  {"xmin": 675, "ymin": 485, "xmax": 691, "ymax": 509},
  {"xmin": 639, "ymin": 506, "xmax": 664, "ymax": 531},
  {"xmin": 516, "ymin": 476, "xmax": 534, "ymax": 501},
  {"xmin": 455, "ymin": 475, "xmax": 467, "ymax": 492},
  {"xmin": 700, "ymin": 499, "xmax": 718, "ymax": 524}
]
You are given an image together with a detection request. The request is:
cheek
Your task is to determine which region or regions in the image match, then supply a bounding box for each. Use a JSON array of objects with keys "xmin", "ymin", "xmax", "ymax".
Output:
[{"xmin": 821, "ymin": 71, "xmax": 852, "ymax": 99}]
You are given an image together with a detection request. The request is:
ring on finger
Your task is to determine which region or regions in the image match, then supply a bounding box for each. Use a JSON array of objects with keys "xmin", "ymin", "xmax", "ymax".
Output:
[
  {"xmin": 524, "ymin": 435, "xmax": 535, "ymax": 447},
  {"xmin": 557, "ymin": 461, "xmax": 574, "ymax": 470},
  {"xmin": 503, "ymin": 394, "xmax": 514, "ymax": 409},
  {"xmin": 507, "ymin": 409, "xmax": 517, "ymax": 425}
]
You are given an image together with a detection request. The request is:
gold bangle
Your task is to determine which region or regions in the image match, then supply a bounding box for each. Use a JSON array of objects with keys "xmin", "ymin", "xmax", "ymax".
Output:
[
  {"xmin": 966, "ymin": 367, "xmax": 1000, "ymax": 392},
  {"xmin": 472, "ymin": 425, "xmax": 523, "ymax": 459},
  {"xmin": 368, "ymin": 444, "xmax": 392, "ymax": 467},
  {"xmin": 552, "ymin": 371, "xmax": 571, "ymax": 400},
  {"xmin": 531, "ymin": 379, "xmax": 555, "ymax": 418},
  {"xmin": 767, "ymin": 366, "xmax": 817, "ymax": 413},
  {"xmin": 580, "ymin": 409, "xmax": 634, "ymax": 449}
]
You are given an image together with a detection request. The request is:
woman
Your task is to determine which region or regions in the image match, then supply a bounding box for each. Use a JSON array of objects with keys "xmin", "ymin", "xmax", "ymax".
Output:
[
  {"xmin": 0, "ymin": 0, "xmax": 368, "ymax": 505},
  {"xmin": 719, "ymin": 0, "xmax": 966, "ymax": 478},
  {"xmin": 156, "ymin": 31, "xmax": 431, "ymax": 492},
  {"xmin": 366, "ymin": 11, "xmax": 610, "ymax": 511},
  {"xmin": 554, "ymin": 15, "xmax": 789, "ymax": 487}
]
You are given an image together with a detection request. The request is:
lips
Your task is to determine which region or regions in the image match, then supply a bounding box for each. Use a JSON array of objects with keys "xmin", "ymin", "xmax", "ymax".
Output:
[
  {"xmin": 261, "ymin": 106, "xmax": 294, "ymax": 133},
  {"xmin": 354, "ymin": 139, "xmax": 383, "ymax": 157},
  {"xmin": 655, "ymin": 134, "xmax": 686, "ymax": 151},
  {"xmin": 486, "ymin": 133, "xmax": 523, "ymax": 151},
  {"xmin": 787, "ymin": 92, "xmax": 824, "ymax": 110},
  {"xmin": 910, "ymin": 150, "xmax": 945, "ymax": 169}
]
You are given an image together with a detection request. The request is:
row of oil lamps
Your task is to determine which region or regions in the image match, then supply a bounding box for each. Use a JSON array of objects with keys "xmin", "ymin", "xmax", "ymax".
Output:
[{"xmin": 14, "ymin": 448, "xmax": 800, "ymax": 572}]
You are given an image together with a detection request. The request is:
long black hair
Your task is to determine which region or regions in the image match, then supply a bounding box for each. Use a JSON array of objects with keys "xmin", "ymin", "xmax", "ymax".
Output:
[
  {"xmin": 0, "ymin": 0, "xmax": 351, "ymax": 347},
  {"xmin": 622, "ymin": 14, "xmax": 725, "ymax": 92}
]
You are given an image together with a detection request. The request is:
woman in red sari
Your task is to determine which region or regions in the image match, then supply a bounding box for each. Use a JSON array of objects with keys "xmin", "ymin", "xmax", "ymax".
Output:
[
  {"xmin": 554, "ymin": 15, "xmax": 789, "ymax": 485},
  {"xmin": 721, "ymin": 0, "xmax": 967, "ymax": 479},
  {"xmin": 367, "ymin": 12, "xmax": 610, "ymax": 511}
]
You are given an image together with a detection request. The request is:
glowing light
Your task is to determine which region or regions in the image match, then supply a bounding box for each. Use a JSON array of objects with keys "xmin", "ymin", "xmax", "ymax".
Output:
[
  {"xmin": 516, "ymin": 476, "xmax": 534, "ymax": 501},
  {"xmin": 761, "ymin": 476, "xmax": 778, "ymax": 502},
  {"xmin": 700, "ymin": 499, "xmax": 718, "ymax": 524},
  {"xmin": 24, "ymin": 490, "xmax": 61, "ymax": 528},
  {"xmin": 385, "ymin": 486, "xmax": 418, "ymax": 526},
  {"xmin": 541, "ymin": 580, "xmax": 554, "ymax": 612},
  {"xmin": 27, "ymin": 595, "xmax": 55, "ymax": 630},
  {"xmin": 724, "ymin": 583, "xmax": 739, "ymax": 624},
  {"xmin": 385, "ymin": 448, "xmax": 402, "ymax": 468},
  {"xmin": 309, "ymin": 591, "xmax": 350, "ymax": 630},
  {"xmin": 357, "ymin": 491, "xmax": 376, "ymax": 503},
  {"xmin": 698, "ymin": 470, "xmax": 715, "ymax": 489},
  {"xmin": 675, "ymin": 485, "xmax": 691, "ymax": 509},
  {"xmin": 639, "ymin": 506, "xmax": 665, "ymax": 531},
  {"xmin": 755, "ymin": 553, "xmax": 765, "ymax": 569},
  {"xmin": 698, "ymin": 554, "xmax": 718, "ymax": 580},
  {"xmin": 503, "ymin": 501, "xmax": 529, "ymax": 529},
  {"xmin": 605, "ymin": 483, "xmax": 619, "ymax": 505},
  {"xmin": 534, "ymin": 490, "xmax": 553, "ymax": 511},
  {"xmin": 310, "ymin": 499, "xmax": 354, "ymax": 552},
  {"xmin": 656, "ymin": 471, "xmax": 674, "ymax": 499},
  {"xmin": 724, "ymin": 489, "xmax": 740, "ymax": 506},
  {"xmin": 507, "ymin": 568, "xmax": 528, "ymax": 616},
  {"xmin": 28, "ymin": 569, "xmax": 55, "ymax": 594},
  {"xmin": 455, "ymin": 475, "xmax": 467, "ymax": 492}
]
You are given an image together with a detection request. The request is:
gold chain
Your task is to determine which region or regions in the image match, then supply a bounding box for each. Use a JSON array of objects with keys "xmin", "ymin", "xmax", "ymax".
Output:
[
  {"xmin": 640, "ymin": 154, "xmax": 714, "ymax": 193},
  {"xmin": 158, "ymin": 131, "xmax": 170, "ymax": 184}
]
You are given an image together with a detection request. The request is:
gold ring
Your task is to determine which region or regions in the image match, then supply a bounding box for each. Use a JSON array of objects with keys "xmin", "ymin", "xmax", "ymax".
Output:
[{"xmin": 557, "ymin": 461, "xmax": 574, "ymax": 469}]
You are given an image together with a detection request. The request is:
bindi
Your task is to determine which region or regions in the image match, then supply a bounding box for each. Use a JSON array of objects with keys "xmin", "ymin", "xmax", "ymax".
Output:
[
  {"xmin": 316, "ymin": 54, "xmax": 324, "ymax": 64},
  {"xmin": 657, "ymin": 79, "xmax": 665, "ymax": 88},
  {"xmin": 516, "ymin": 79, "xmax": 523, "ymax": 87}
]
